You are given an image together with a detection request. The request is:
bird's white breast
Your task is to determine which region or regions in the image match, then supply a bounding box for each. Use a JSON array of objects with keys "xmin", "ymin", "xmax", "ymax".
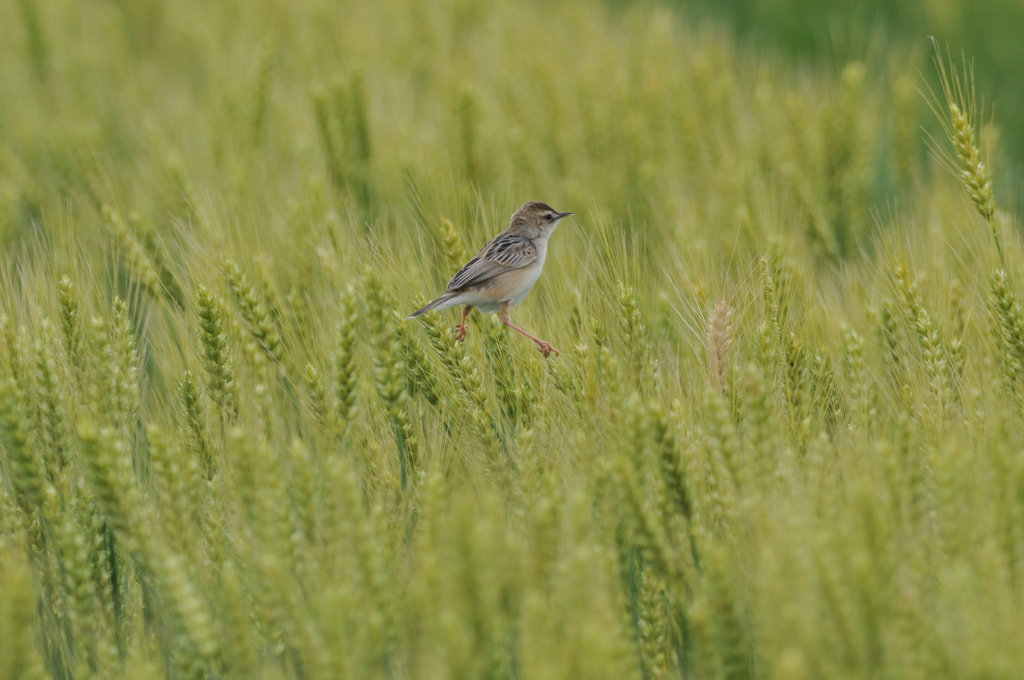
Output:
[{"xmin": 508, "ymin": 239, "xmax": 547, "ymax": 307}]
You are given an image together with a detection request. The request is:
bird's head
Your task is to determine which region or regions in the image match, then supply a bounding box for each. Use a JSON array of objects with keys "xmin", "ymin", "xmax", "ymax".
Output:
[{"xmin": 507, "ymin": 201, "xmax": 572, "ymax": 238}]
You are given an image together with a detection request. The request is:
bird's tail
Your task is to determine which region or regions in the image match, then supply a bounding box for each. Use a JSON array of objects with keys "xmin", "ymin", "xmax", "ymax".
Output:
[{"xmin": 405, "ymin": 293, "xmax": 457, "ymax": 320}]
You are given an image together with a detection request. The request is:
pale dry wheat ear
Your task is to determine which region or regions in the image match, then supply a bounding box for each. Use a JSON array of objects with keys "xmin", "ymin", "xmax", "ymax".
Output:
[
  {"xmin": 706, "ymin": 298, "xmax": 733, "ymax": 395},
  {"xmin": 923, "ymin": 42, "xmax": 1002, "ymax": 267}
]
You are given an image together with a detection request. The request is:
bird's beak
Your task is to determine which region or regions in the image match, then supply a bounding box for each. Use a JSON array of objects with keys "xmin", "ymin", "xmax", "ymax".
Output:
[{"xmin": 557, "ymin": 212, "xmax": 573, "ymax": 219}]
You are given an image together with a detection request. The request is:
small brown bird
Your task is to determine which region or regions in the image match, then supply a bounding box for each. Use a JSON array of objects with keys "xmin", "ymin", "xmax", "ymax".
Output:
[{"xmin": 407, "ymin": 202, "xmax": 572, "ymax": 357}]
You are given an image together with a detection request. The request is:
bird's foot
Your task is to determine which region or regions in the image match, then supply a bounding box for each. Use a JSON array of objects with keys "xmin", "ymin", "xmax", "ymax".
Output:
[
  {"xmin": 535, "ymin": 340, "xmax": 560, "ymax": 358},
  {"xmin": 454, "ymin": 323, "xmax": 468, "ymax": 342}
]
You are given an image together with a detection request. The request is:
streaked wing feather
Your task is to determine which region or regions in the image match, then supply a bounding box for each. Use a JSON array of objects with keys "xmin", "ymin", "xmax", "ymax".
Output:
[
  {"xmin": 485, "ymin": 233, "xmax": 537, "ymax": 267},
  {"xmin": 446, "ymin": 233, "xmax": 537, "ymax": 291}
]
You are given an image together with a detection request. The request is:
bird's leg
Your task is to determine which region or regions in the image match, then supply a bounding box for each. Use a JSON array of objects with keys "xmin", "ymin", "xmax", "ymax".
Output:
[
  {"xmin": 455, "ymin": 306, "xmax": 472, "ymax": 342},
  {"xmin": 500, "ymin": 302, "xmax": 559, "ymax": 357}
]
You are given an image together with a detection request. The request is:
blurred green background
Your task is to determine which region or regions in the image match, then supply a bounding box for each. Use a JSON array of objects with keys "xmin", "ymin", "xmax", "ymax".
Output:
[{"xmin": 670, "ymin": 0, "xmax": 1024, "ymax": 167}]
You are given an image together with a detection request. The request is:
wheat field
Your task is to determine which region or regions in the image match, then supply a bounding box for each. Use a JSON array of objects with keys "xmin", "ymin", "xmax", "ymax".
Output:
[{"xmin": 2, "ymin": 0, "xmax": 1024, "ymax": 678}]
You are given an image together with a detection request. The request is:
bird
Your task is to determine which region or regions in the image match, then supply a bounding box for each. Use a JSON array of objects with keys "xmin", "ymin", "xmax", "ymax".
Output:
[{"xmin": 406, "ymin": 201, "xmax": 572, "ymax": 357}]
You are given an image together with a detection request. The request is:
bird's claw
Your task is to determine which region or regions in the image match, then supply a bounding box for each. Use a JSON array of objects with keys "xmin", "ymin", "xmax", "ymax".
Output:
[
  {"xmin": 536, "ymin": 341, "xmax": 559, "ymax": 358},
  {"xmin": 454, "ymin": 324, "xmax": 468, "ymax": 342}
]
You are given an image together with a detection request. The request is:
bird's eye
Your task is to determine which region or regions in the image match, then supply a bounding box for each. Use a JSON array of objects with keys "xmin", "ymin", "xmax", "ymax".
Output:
[{"xmin": 546, "ymin": 214, "xmax": 555, "ymax": 222}]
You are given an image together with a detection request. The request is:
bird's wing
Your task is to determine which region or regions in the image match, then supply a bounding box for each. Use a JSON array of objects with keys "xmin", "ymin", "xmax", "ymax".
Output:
[{"xmin": 446, "ymin": 232, "xmax": 537, "ymax": 292}]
